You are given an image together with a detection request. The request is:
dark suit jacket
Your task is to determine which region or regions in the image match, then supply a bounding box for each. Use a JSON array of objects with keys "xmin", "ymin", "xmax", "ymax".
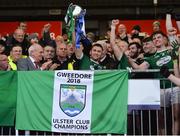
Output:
[{"xmin": 17, "ymin": 57, "xmax": 40, "ymax": 71}]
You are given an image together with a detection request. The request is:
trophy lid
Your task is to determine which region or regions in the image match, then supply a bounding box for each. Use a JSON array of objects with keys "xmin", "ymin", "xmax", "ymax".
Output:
[{"xmin": 72, "ymin": 5, "xmax": 83, "ymax": 17}]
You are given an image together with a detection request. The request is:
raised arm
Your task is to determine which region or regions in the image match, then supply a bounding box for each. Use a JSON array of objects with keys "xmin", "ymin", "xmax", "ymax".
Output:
[
  {"xmin": 166, "ymin": 14, "xmax": 173, "ymax": 33},
  {"xmin": 75, "ymin": 44, "xmax": 83, "ymax": 59},
  {"xmin": 73, "ymin": 31, "xmax": 83, "ymax": 59},
  {"xmin": 40, "ymin": 23, "xmax": 52, "ymax": 45},
  {"xmin": 110, "ymin": 19, "xmax": 123, "ymax": 61}
]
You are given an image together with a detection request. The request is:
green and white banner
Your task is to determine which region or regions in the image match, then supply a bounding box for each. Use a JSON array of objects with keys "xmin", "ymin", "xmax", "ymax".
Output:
[{"xmin": 16, "ymin": 70, "xmax": 128, "ymax": 134}]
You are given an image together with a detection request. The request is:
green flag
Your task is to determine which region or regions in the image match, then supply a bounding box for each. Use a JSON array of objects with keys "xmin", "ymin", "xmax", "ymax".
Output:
[
  {"xmin": 16, "ymin": 70, "xmax": 128, "ymax": 134},
  {"xmin": 0, "ymin": 71, "xmax": 17, "ymax": 126}
]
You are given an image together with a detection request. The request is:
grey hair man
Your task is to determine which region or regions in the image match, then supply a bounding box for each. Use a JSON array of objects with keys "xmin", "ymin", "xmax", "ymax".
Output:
[{"xmin": 17, "ymin": 44, "xmax": 52, "ymax": 70}]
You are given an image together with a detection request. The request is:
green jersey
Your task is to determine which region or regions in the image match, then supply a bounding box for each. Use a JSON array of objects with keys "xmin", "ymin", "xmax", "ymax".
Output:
[
  {"xmin": 79, "ymin": 54, "xmax": 104, "ymax": 70},
  {"xmin": 118, "ymin": 53, "xmax": 129, "ymax": 69},
  {"xmin": 145, "ymin": 49, "xmax": 174, "ymax": 88}
]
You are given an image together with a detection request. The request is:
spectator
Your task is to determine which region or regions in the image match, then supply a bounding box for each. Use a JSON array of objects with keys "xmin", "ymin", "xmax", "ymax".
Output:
[
  {"xmin": 152, "ymin": 21, "xmax": 161, "ymax": 32},
  {"xmin": 18, "ymin": 21, "xmax": 27, "ymax": 32},
  {"xmin": 106, "ymin": 40, "xmax": 115, "ymax": 59},
  {"xmin": 117, "ymin": 23, "xmax": 129, "ymax": 43},
  {"xmin": 0, "ymin": 40, "xmax": 7, "ymax": 55},
  {"xmin": 86, "ymin": 32, "xmax": 95, "ymax": 43},
  {"xmin": 55, "ymin": 35, "xmax": 64, "ymax": 45},
  {"xmin": 97, "ymin": 40, "xmax": 118, "ymax": 69},
  {"xmin": 17, "ymin": 43, "xmax": 52, "ymax": 71},
  {"xmin": 53, "ymin": 42, "xmax": 68, "ymax": 70},
  {"xmin": 43, "ymin": 45, "xmax": 55, "ymax": 62},
  {"xmin": 116, "ymin": 39, "xmax": 129, "ymax": 53},
  {"xmin": 104, "ymin": 28, "xmax": 111, "ymax": 40},
  {"xmin": 62, "ymin": 28, "xmax": 68, "ymax": 42},
  {"xmin": 39, "ymin": 23, "xmax": 54, "ymax": 46},
  {"xmin": 8, "ymin": 45, "xmax": 26, "ymax": 70},
  {"xmin": 131, "ymin": 35, "xmax": 142, "ymax": 45},
  {"xmin": 128, "ymin": 42, "xmax": 143, "ymax": 65},
  {"xmin": 52, "ymin": 42, "xmax": 79, "ymax": 70},
  {"xmin": 27, "ymin": 33, "xmax": 39, "ymax": 45},
  {"xmin": 6, "ymin": 28, "xmax": 29, "ymax": 55},
  {"xmin": 67, "ymin": 42, "xmax": 75, "ymax": 58},
  {"xmin": 0, "ymin": 54, "xmax": 10, "ymax": 70},
  {"xmin": 131, "ymin": 25, "xmax": 141, "ymax": 37},
  {"xmin": 41, "ymin": 44, "xmax": 59, "ymax": 70},
  {"xmin": 110, "ymin": 19, "xmax": 129, "ymax": 69}
]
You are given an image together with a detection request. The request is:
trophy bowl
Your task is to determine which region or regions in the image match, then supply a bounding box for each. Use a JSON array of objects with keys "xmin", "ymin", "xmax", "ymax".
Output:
[{"xmin": 71, "ymin": 4, "xmax": 83, "ymax": 17}]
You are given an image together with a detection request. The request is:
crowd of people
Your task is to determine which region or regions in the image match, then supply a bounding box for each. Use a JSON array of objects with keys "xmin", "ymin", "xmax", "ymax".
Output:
[{"xmin": 0, "ymin": 13, "xmax": 180, "ymax": 135}]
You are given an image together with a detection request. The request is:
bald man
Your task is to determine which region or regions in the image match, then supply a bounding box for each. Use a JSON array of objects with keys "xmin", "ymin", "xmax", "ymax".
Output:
[
  {"xmin": 0, "ymin": 54, "xmax": 10, "ymax": 70},
  {"xmin": 17, "ymin": 44, "xmax": 52, "ymax": 71},
  {"xmin": 6, "ymin": 28, "xmax": 29, "ymax": 55}
]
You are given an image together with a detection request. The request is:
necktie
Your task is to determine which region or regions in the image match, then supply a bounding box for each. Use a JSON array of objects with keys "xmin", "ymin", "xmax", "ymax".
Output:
[{"xmin": 34, "ymin": 62, "xmax": 39, "ymax": 69}]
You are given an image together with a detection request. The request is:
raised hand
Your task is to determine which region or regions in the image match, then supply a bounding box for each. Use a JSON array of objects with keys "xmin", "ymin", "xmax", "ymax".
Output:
[
  {"xmin": 43, "ymin": 23, "xmax": 51, "ymax": 32},
  {"xmin": 170, "ymin": 40, "xmax": 180, "ymax": 59},
  {"xmin": 111, "ymin": 19, "xmax": 119, "ymax": 26},
  {"xmin": 171, "ymin": 40, "xmax": 179, "ymax": 50}
]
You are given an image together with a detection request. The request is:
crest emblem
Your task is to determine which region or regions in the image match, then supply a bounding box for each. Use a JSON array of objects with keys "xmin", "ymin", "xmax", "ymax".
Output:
[
  {"xmin": 156, "ymin": 56, "xmax": 171, "ymax": 66},
  {"xmin": 60, "ymin": 84, "xmax": 86, "ymax": 117}
]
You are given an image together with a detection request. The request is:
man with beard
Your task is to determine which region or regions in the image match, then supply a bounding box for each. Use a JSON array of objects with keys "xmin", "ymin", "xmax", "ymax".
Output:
[{"xmin": 128, "ymin": 42, "xmax": 144, "ymax": 65}]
